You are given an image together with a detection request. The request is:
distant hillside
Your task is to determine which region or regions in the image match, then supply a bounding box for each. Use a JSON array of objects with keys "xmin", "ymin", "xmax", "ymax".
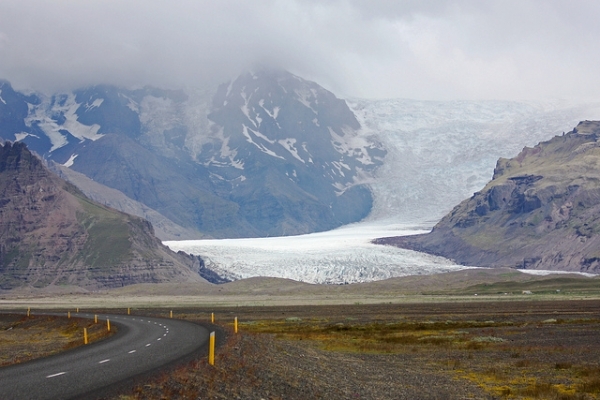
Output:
[
  {"xmin": 376, "ymin": 121, "xmax": 600, "ymax": 274},
  {"xmin": 0, "ymin": 71, "xmax": 383, "ymax": 238},
  {"xmin": 0, "ymin": 141, "xmax": 207, "ymax": 290},
  {"xmin": 48, "ymin": 159, "xmax": 207, "ymax": 241}
]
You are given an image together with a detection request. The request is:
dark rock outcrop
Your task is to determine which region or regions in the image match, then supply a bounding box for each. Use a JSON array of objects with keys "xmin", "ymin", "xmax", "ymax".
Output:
[{"xmin": 376, "ymin": 121, "xmax": 600, "ymax": 274}]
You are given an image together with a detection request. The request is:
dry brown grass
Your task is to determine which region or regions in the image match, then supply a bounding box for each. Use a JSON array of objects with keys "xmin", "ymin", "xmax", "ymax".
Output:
[
  {"xmin": 7, "ymin": 301, "xmax": 598, "ymax": 399},
  {"xmin": 111, "ymin": 301, "xmax": 600, "ymax": 399},
  {"xmin": 0, "ymin": 313, "xmax": 114, "ymax": 366}
]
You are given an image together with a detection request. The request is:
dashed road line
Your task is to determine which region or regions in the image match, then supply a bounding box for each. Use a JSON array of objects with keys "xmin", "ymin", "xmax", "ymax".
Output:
[
  {"xmin": 146, "ymin": 343, "xmax": 151, "ymax": 347},
  {"xmin": 46, "ymin": 372, "xmax": 66, "ymax": 378},
  {"xmin": 128, "ymin": 350, "xmax": 136, "ymax": 354},
  {"xmin": 98, "ymin": 359, "xmax": 110, "ymax": 364}
]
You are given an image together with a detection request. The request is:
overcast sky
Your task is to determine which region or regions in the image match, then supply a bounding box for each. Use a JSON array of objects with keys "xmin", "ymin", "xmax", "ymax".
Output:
[{"xmin": 1, "ymin": 0, "xmax": 599, "ymax": 100}]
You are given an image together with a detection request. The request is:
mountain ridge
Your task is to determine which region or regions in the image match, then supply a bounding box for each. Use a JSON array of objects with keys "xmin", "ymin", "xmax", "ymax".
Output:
[
  {"xmin": 375, "ymin": 121, "xmax": 600, "ymax": 274},
  {"xmin": 0, "ymin": 141, "xmax": 207, "ymax": 290},
  {"xmin": 0, "ymin": 70, "xmax": 384, "ymax": 238}
]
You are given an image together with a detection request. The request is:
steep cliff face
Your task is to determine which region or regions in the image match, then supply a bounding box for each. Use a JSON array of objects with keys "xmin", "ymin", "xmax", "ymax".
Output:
[
  {"xmin": 0, "ymin": 142, "xmax": 205, "ymax": 290},
  {"xmin": 376, "ymin": 121, "xmax": 600, "ymax": 274}
]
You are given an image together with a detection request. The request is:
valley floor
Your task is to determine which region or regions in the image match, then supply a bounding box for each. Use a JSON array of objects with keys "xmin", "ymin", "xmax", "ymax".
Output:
[
  {"xmin": 2, "ymin": 298, "xmax": 600, "ymax": 399},
  {"xmin": 115, "ymin": 300, "xmax": 600, "ymax": 399}
]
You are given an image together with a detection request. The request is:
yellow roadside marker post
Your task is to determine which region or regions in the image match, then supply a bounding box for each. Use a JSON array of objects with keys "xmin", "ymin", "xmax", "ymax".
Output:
[
  {"xmin": 107, "ymin": 319, "xmax": 111, "ymax": 332},
  {"xmin": 68, "ymin": 311, "xmax": 71, "ymax": 319},
  {"xmin": 208, "ymin": 332, "xmax": 215, "ymax": 365},
  {"xmin": 127, "ymin": 307, "xmax": 130, "ymax": 315},
  {"xmin": 84, "ymin": 328, "xmax": 88, "ymax": 345},
  {"xmin": 76, "ymin": 308, "xmax": 79, "ymax": 313},
  {"xmin": 234, "ymin": 317, "xmax": 238, "ymax": 333},
  {"xmin": 27, "ymin": 307, "xmax": 30, "ymax": 317},
  {"xmin": 211, "ymin": 312, "xmax": 214, "ymax": 323},
  {"xmin": 170, "ymin": 310, "xmax": 173, "ymax": 318},
  {"xmin": 94, "ymin": 314, "xmax": 98, "ymax": 324}
]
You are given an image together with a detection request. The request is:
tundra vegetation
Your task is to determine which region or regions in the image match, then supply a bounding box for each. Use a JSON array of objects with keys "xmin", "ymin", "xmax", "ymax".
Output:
[
  {"xmin": 0, "ymin": 314, "xmax": 114, "ymax": 366},
  {"xmin": 66, "ymin": 300, "xmax": 600, "ymax": 399}
]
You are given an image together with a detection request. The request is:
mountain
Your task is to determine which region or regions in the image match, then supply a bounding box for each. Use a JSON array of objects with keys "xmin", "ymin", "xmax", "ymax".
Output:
[
  {"xmin": 48, "ymin": 162, "xmax": 205, "ymax": 241},
  {"xmin": 4, "ymin": 70, "xmax": 600, "ymax": 285},
  {"xmin": 0, "ymin": 70, "xmax": 384, "ymax": 238},
  {"xmin": 197, "ymin": 70, "xmax": 384, "ymax": 235},
  {"xmin": 349, "ymin": 97, "xmax": 600, "ymax": 225},
  {"xmin": 375, "ymin": 121, "xmax": 600, "ymax": 274},
  {"xmin": 0, "ymin": 141, "xmax": 207, "ymax": 290}
]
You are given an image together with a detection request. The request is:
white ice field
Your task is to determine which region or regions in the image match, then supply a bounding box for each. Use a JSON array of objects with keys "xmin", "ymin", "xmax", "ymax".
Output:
[
  {"xmin": 165, "ymin": 98, "xmax": 600, "ymax": 283},
  {"xmin": 165, "ymin": 222, "xmax": 475, "ymax": 284}
]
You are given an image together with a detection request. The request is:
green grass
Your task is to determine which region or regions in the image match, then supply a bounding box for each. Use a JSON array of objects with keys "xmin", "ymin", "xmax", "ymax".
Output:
[
  {"xmin": 446, "ymin": 277, "xmax": 600, "ymax": 296},
  {"xmin": 75, "ymin": 195, "xmax": 133, "ymax": 268}
]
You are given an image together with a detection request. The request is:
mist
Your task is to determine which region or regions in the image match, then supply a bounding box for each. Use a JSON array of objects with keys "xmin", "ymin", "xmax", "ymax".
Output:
[{"xmin": 1, "ymin": 0, "xmax": 600, "ymax": 100}]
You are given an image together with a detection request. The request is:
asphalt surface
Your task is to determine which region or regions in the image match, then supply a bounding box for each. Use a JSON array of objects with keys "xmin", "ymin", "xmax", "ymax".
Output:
[{"xmin": 0, "ymin": 312, "xmax": 211, "ymax": 400}]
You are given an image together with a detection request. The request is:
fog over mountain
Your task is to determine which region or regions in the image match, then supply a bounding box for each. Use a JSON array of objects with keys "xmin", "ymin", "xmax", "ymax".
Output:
[{"xmin": 2, "ymin": 1, "xmax": 600, "ymax": 101}]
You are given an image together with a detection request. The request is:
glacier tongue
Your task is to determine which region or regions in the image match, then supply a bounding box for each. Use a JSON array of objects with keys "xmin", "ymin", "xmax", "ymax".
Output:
[
  {"xmin": 165, "ymin": 222, "xmax": 474, "ymax": 284},
  {"xmin": 166, "ymin": 97, "xmax": 600, "ymax": 283}
]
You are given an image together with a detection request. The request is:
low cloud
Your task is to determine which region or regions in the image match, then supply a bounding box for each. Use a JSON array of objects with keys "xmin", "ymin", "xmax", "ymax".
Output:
[{"xmin": 1, "ymin": 0, "xmax": 599, "ymax": 100}]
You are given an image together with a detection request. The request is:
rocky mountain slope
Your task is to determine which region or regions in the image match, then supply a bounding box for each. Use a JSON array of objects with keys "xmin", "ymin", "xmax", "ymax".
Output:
[
  {"xmin": 0, "ymin": 70, "xmax": 383, "ymax": 238},
  {"xmin": 376, "ymin": 121, "xmax": 600, "ymax": 274},
  {"xmin": 48, "ymin": 162, "xmax": 205, "ymax": 241},
  {"xmin": 0, "ymin": 141, "xmax": 207, "ymax": 290}
]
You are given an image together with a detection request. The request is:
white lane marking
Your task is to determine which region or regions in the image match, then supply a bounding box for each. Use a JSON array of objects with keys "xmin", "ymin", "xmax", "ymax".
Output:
[
  {"xmin": 157, "ymin": 338, "xmax": 161, "ymax": 341},
  {"xmin": 46, "ymin": 372, "xmax": 67, "ymax": 378},
  {"xmin": 146, "ymin": 343, "xmax": 151, "ymax": 347},
  {"xmin": 163, "ymin": 334, "xmax": 167, "ymax": 337},
  {"xmin": 128, "ymin": 350, "xmax": 136, "ymax": 354},
  {"xmin": 98, "ymin": 359, "xmax": 110, "ymax": 364}
]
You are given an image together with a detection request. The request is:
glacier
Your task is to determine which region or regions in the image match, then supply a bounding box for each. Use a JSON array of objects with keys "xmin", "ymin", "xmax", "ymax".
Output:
[
  {"xmin": 166, "ymin": 97, "xmax": 600, "ymax": 283},
  {"xmin": 164, "ymin": 222, "xmax": 474, "ymax": 284}
]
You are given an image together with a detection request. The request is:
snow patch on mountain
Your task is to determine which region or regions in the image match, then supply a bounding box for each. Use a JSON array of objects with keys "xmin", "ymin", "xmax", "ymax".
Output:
[
  {"xmin": 14, "ymin": 132, "xmax": 32, "ymax": 141},
  {"xmin": 328, "ymin": 126, "xmax": 379, "ymax": 167},
  {"xmin": 26, "ymin": 94, "xmax": 104, "ymax": 151},
  {"xmin": 294, "ymin": 87, "xmax": 318, "ymax": 113},
  {"xmin": 259, "ymin": 99, "xmax": 280, "ymax": 120},
  {"xmin": 279, "ymin": 138, "xmax": 304, "ymax": 163},
  {"xmin": 63, "ymin": 154, "xmax": 78, "ymax": 167},
  {"xmin": 85, "ymin": 98, "xmax": 104, "ymax": 110}
]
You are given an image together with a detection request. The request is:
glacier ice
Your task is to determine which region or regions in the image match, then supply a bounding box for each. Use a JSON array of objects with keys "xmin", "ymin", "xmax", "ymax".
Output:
[{"xmin": 166, "ymin": 97, "xmax": 600, "ymax": 283}]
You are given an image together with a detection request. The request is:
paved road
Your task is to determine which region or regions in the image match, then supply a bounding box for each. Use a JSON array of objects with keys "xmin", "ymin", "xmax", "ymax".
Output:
[{"xmin": 0, "ymin": 312, "xmax": 211, "ymax": 400}]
